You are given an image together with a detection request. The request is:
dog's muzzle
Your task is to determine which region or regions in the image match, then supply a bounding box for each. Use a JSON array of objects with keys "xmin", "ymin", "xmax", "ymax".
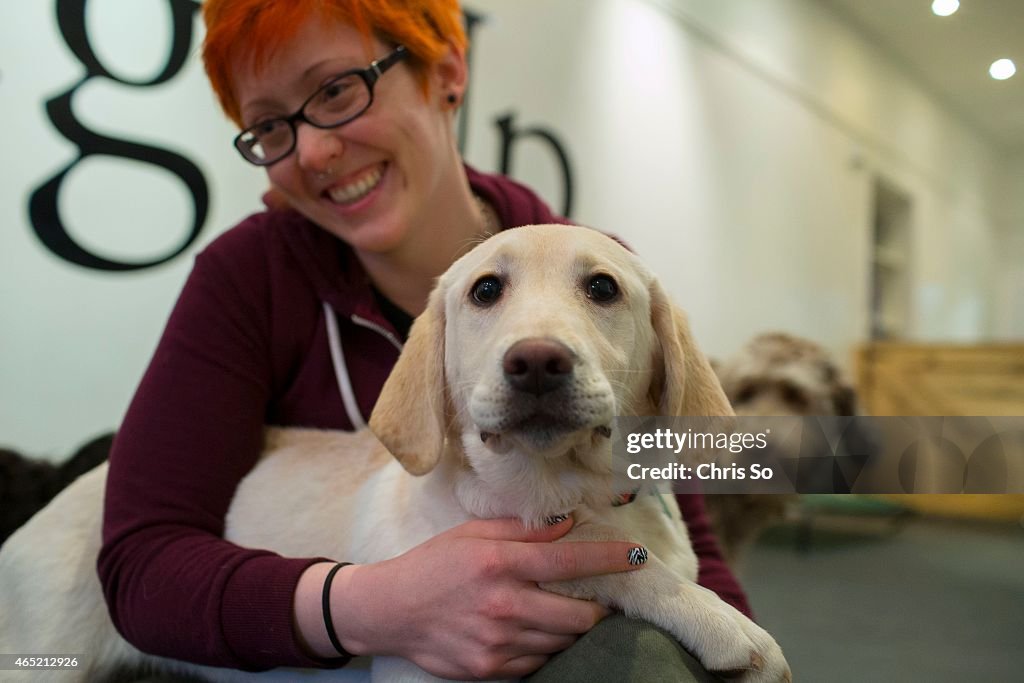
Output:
[
  {"xmin": 472, "ymin": 338, "xmax": 613, "ymax": 451},
  {"xmin": 502, "ymin": 338, "xmax": 575, "ymax": 396}
]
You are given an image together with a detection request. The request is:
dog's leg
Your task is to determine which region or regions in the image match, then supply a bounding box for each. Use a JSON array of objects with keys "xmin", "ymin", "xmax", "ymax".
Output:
[
  {"xmin": 0, "ymin": 463, "xmax": 153, "ymax": 681},
  {"xmin": 541, "ymin": 522, "xmax": 791, "ymax": 683}
]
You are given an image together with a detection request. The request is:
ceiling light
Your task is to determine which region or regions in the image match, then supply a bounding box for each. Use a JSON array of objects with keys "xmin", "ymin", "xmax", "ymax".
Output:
[
  {"xmin": 931, "ymin": 0, "xmax": 959, "ymax": 16},
  {"xmin": 989, "ymin": 59, "xmax": 1017, "ymax": 80}
]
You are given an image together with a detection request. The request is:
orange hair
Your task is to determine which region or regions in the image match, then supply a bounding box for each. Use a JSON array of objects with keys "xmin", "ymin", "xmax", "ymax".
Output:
[{"xmin": 202, "ymin": 0, "xmax": 468, "ymax": 127}]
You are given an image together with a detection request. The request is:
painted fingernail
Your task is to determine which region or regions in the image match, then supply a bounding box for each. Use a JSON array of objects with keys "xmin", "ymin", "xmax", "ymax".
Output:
[
  {"xmin": 628, "ymin": 547, "xmax": 649, "ymax": 565},
  {"xmin": 545, "ymin": 514, "xmax": 569, "ymax": 526}
]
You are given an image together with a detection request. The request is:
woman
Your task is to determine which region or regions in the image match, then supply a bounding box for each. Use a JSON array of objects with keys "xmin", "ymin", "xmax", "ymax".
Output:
[{"xmin": 99, "ymin": 1, "xmax": 750, "ymax": 679}]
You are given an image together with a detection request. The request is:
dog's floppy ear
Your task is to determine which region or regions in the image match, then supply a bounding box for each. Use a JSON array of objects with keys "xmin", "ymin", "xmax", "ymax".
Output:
[
  {"xmin": 369, "ymin": 286, "xmax": 449, "ymax": 475},
  {"xmin": 649, "ymin": 280, "xmax": 733, "ymax": 417}
]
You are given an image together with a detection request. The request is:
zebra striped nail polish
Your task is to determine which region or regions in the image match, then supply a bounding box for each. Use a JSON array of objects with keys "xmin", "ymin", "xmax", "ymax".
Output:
[
  {"xmin": 628, "ymin": 547, "xmax": 649, "ymax": 565},
  {"xmin": 545, "ymin": 514, "xmax": 569, "ymax": 526}
]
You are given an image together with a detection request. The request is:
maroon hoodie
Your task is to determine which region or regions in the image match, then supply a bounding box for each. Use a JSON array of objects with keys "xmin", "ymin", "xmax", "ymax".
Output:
[{"xmin": 99, "ymin": 165, "xmax": 750, "ymax": 671}]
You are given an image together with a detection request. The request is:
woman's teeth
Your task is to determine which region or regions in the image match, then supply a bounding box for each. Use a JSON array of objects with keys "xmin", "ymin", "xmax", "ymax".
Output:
[{"xmin": 328, "ymin": 165, "xmax": 384, "ymax": 204}]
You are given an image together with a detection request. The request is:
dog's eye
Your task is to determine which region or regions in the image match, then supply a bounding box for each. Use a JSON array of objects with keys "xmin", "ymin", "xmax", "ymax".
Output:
[
  {"xmin": 471, "ymin": 275, "xmax": 503, "ymax": 305},
  {"xmin": 780, "ymin": 382, "xmax": 810, "ymax": 412},
  {"xmin": 734, "ymin": 384, "xmax": 757, "ymax": 404},
  {"xmin": 586, "ymin": 274, "xmax": 619, "ymax": 303}
]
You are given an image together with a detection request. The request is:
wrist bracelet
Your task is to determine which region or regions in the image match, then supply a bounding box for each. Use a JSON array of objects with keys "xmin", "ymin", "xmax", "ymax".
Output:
[{"xmin": 322, "ymin": 562, "xmax": 354, "ymax": 658}]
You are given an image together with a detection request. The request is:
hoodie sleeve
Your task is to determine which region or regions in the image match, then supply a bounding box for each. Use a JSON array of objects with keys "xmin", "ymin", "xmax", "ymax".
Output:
[{"xmin": 98, "ymin": 217, "xmax": 343, "ymax": 670}]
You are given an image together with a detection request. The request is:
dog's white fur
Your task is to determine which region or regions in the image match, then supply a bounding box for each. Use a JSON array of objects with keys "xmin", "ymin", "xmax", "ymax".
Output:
[{"xmin": 0, "ymin": 225, "xmax": 789, "ymax": 682}]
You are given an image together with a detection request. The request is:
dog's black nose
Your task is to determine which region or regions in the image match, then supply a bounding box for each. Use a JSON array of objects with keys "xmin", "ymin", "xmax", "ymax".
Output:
[{"xmin": 503, "ymin": 339, "xmax": 574, "ymax": 395}]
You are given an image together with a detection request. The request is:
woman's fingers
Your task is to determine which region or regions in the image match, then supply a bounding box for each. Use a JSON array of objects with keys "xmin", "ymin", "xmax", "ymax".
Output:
[
  {"xmin": 500, "ymin": 654, "xmax": 557, "ymax": 679},
  {"xmin": 450, "ymin": 515, "xmax": 574, "ymax": 542},
  {"xmin": 369, "ymin": 517, "xmax": 642, "ymax": 679},
  {"xmin": 514, "ymin": 589, "xmax": 612, "ymax": 635},
  {"xmin": 448, "ymin": 517, "xmax": 648, "ymax": 583},
  {"xmin": 511, "ymin": 539, "xmax": 650, "ymax": 583},
  {"xmin": 509, "ymin": 629, "xmax": 580, "ymax": 655}
]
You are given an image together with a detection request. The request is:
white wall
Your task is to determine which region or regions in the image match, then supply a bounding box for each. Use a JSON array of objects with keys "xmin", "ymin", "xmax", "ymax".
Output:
[
  {"xmin": 993, "ymin": 152, "xmax": 1024, "ymax": 339},
  {"xmin": 1, "ymin": 0, "xmax": 1016, "ymax": 458},
  {"xmin": 464, "ymin": 0, "xmax": 1008, "ymax": 353},
  {"xmin": 1, "ymin": 0, "xmax": 265, "ymax": 459}
]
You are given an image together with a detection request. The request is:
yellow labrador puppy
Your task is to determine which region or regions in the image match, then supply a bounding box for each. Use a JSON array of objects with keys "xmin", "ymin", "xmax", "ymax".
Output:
[{"xmin": 0, "ymin": 225, "xmax": 789, "ymax": 682}]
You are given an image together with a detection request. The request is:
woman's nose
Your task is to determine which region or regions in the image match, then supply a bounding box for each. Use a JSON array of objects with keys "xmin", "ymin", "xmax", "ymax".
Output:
[{"xmin": 294, "ymin": 123, "xmax": 343, "ymax": 176}]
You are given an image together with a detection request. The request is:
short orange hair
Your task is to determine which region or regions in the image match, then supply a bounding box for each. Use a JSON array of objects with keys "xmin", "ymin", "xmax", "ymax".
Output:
[{"xmin": 202, "ymin": 0, "xmax": 468, "ymax": 127}]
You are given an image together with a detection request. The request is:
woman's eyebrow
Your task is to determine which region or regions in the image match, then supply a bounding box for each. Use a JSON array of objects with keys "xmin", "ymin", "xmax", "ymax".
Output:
[
  {"xmin": 238, "ymin": 55, "xmax": 373, "ymax": 123},
  {"xmin": 238, "ymin": 97, "xmax": 284, "ymax": 125},
  {"xmin": 302, "ymin": 55, "xmax": 369, "ymax": 80}
]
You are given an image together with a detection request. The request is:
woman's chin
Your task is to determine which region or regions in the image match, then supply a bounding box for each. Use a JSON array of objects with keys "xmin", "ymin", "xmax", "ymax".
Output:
[{"xmin": 321, "ymin": 217, "xmax": 409, "ymax": 256}]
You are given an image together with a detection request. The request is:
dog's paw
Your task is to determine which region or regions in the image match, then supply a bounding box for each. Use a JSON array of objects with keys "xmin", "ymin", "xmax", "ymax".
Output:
[
  {"xmin": 710, "ymin": 617, "xmax": 791, "ymax": 683},
  {"xmin": 661, "ymin": 586, "xmax": 791, "ymax": 683}
]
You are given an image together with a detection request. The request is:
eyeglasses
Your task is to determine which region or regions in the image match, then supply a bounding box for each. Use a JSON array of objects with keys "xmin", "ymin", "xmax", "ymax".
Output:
[{"xmin": 233, "ymin": 45, "xmax": 409, "ymax": 166}]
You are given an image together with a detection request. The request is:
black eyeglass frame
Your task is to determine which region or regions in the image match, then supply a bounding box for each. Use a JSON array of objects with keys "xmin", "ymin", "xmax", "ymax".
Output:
[{"xmin": 233, "ymin": 45, "xmax": 409, "ymax": 166}]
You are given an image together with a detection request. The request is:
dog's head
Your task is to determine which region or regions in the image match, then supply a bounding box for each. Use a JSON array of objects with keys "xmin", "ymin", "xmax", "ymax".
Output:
[
  {"xmin": 715, "ymin": 332, "xmax": 856, "ymax": 417},
  {"xmin": 369, "ymin": 225, "xmax": 730, "ymax": 508}
]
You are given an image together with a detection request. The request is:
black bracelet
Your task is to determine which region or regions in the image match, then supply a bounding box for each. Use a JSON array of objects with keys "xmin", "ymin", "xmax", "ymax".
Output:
[{"xmin": 322, "ymin": 562, "xmax": 354, "ymax": 658}]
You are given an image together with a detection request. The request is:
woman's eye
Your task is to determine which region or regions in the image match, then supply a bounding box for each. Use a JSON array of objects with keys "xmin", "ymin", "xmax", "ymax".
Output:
[
  {"xmin": 321, "ymin": 82, "xmax": 345, "ymax": 101},
  {"xmin": 471, "ymin": 276, "xmax": 503, "ymax": 305},
  {"xmin": 316, "ymin": 76, "xmax": 359, "ymax": 108},
  {"xmin": 586, "ymin": 274, "xmax": 619, "ymax": 303},
  {"xmin": 253, "ymin": 119, "xmax": 283, "ymax": 136}
]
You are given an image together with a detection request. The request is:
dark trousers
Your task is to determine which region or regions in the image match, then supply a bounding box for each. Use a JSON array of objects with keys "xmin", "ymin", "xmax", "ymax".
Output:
[{"xmin": 527, "ymin": 614, "xmax": 720, "ymax": 683}]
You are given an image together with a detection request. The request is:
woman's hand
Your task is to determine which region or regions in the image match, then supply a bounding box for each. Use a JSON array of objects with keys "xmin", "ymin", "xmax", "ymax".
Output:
[{"xmin": 325, "ymin": 517, "xmax": 645, "ymax": 679}]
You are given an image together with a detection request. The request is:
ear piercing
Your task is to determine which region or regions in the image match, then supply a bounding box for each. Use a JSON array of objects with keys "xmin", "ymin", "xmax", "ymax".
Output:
[{"xmin": 447, "ymin": 93, "xmax": 458, "ymax": 105}]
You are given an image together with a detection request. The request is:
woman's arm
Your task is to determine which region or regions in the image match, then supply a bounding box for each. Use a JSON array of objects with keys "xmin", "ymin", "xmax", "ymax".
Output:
[{"xmin": 98, "ymin": 221, "xmax": 334, "ymax": 670}]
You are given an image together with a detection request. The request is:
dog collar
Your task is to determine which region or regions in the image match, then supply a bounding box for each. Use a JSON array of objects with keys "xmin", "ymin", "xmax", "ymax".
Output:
[{"xmin": 612, "ymin": 491, "xmax": 638, "ymax": 507}]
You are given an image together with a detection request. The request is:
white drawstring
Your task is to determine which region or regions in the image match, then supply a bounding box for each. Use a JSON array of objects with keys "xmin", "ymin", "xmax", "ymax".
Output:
[{"xmin": 322, "ymin": 302, "xmax": 367, "ymax": 430}]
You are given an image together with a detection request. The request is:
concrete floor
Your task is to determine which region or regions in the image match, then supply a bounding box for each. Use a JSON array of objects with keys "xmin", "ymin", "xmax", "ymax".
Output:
[{"xmin": 737, "ymin": 513, "xmax": 1024, "ymax": 682}]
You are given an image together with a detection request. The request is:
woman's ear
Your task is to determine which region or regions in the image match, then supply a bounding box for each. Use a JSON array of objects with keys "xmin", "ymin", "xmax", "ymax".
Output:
[
  {"xmin": 432, "ymin": 42, "xmax": 469, "ymax": 106},
  {"xmin": 369, "ymin": 285, "xmax": 450, "ymax": 475}
]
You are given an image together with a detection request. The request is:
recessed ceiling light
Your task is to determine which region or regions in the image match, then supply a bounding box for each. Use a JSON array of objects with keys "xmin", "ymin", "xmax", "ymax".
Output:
[
  {"xmin": 990, "ymin": 59, "xmax": 1017, "ymax": 80},
  {"xmin": 931, "ymin": 0, "xmax": 960, "ymax": 17}
]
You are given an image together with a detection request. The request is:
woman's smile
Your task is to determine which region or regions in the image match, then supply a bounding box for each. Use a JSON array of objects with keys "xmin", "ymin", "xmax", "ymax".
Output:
[{"xmin": 324, "ymin": 161, "xmax": 387, "ymax": 207}]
